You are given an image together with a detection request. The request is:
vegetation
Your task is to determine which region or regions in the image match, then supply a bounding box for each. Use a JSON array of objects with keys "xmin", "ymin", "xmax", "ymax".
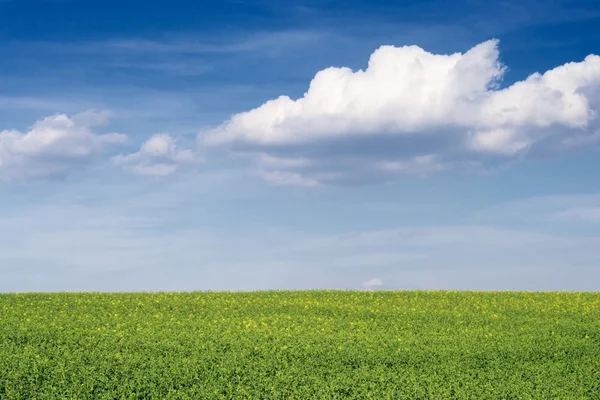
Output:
[{"xmin": 1, "ymin": 291, "xmax": 599, "ymax": 399}]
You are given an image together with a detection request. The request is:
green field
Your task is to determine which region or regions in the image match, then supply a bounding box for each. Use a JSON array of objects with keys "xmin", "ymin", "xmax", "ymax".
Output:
[{"xmin": 1, "ymin": 291, "xmax": 599, "ymax": 399}]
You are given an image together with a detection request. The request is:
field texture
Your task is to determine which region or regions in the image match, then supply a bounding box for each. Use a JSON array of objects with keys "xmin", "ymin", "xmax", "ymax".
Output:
[{"xmin": 1, "ymin": 291, "xmax": 599, "ymax": 399}]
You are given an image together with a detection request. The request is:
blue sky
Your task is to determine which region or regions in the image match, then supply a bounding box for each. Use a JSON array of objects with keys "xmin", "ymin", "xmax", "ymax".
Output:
[{"xmin": 1, "ymin": 0, "xmax": 600, "ymax": 291}]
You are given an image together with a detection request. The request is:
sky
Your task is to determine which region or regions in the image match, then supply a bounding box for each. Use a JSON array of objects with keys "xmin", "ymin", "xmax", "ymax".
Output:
[{"xmin": 1, "ymin": 0, "xmax": 600, "ymax": 291}]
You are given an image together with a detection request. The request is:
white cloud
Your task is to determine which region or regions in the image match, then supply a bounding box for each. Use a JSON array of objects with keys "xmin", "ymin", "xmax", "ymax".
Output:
[
  {"xmin": 112, "ymin": 133, "xmax": 199, "ymax": 176},
  {"xmin": 203, "ymin": 39, "xmax": 600, "ymax": 147},
  {"xmin": 200, "ymin": 39, "xmax": 600, "ymax": 185},
  {"xmin": 203, "ymin": 39, "xmax": 500, "ymax": 145},
  {"xmin": 362, "ymin": 278, "xmax": 383, "ymax": 288},
  {"xmin": 0, "ymin": 111, "xmax": 126, "ymax": 181}
]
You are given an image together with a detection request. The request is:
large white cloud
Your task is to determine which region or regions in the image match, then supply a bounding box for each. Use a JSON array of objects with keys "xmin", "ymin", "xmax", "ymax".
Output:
[
  {"xmin": 112, "ymin": 133, "xmax": 199, "ymax": 176},
  {"xmin": 0, "ymin": 111, "xmax": 126, "ymax": 181},
  {"xmin": 200, "ymin": 39, "xmax": 600, "ymax": 185}
]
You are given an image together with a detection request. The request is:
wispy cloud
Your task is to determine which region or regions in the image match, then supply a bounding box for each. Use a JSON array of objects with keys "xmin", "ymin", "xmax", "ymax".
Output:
[
  {"xmin": 2, "ymin": 204, "xmax": 599, "ymax": 291},
  {"xmin": 553, "ymin": 206, "xmax": 600, "ymax": 222},
  {"xmin": 258, "ymin": 169, "xmax": 320, "ymax": 188},
  {"xmin": 106, "ymin": 60, "xmax": 214, "ymax": 77},
  {"xmin": 473, "ymin": 194, "xmax": 600, "ymax": 225},
  {"xmin": 8, "ymin": 30, "xmax": 324, "ymax": 56},
  {"xmin": 103, "ymin": 30, "xmax": 324, "ymax": 55},
  {"xmin": 0, "ymin": 96, "xmax": 79, "ymax": 111}
]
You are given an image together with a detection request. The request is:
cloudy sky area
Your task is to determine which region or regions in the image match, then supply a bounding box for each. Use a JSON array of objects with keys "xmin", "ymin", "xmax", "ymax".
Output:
[{"xmin": 1, "ymin": 0, "xmax": 600, "ymax": 291}]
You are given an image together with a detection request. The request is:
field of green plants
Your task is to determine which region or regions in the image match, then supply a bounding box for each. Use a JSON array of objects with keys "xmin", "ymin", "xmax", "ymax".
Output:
[{"xmin": 1, "ymin": 291, "xmax": 599, "ymax": 399}]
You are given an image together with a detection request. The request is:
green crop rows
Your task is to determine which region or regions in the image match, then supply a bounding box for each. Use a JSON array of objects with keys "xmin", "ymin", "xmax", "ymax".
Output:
[{"xmin": 1, "ymin": 291, "xmax": 599, "ymax": 399}]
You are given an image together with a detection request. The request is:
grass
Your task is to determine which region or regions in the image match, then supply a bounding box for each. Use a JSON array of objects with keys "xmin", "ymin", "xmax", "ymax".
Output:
[{"xmin": 1, "ymin": 290, "xmax": 599, "ymax": 399}]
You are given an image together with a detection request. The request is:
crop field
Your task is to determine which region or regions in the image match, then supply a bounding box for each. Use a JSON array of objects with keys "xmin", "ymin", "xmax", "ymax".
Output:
[{"xmin": 1, "ymin": 291, "xmax": 599, "ymax": 399}]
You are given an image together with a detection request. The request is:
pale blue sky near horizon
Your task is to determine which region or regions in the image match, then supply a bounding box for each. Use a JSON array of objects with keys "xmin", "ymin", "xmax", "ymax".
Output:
[{"xmin": 1, "ymin": 0, "xmax": 600, "ymax": 291}]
